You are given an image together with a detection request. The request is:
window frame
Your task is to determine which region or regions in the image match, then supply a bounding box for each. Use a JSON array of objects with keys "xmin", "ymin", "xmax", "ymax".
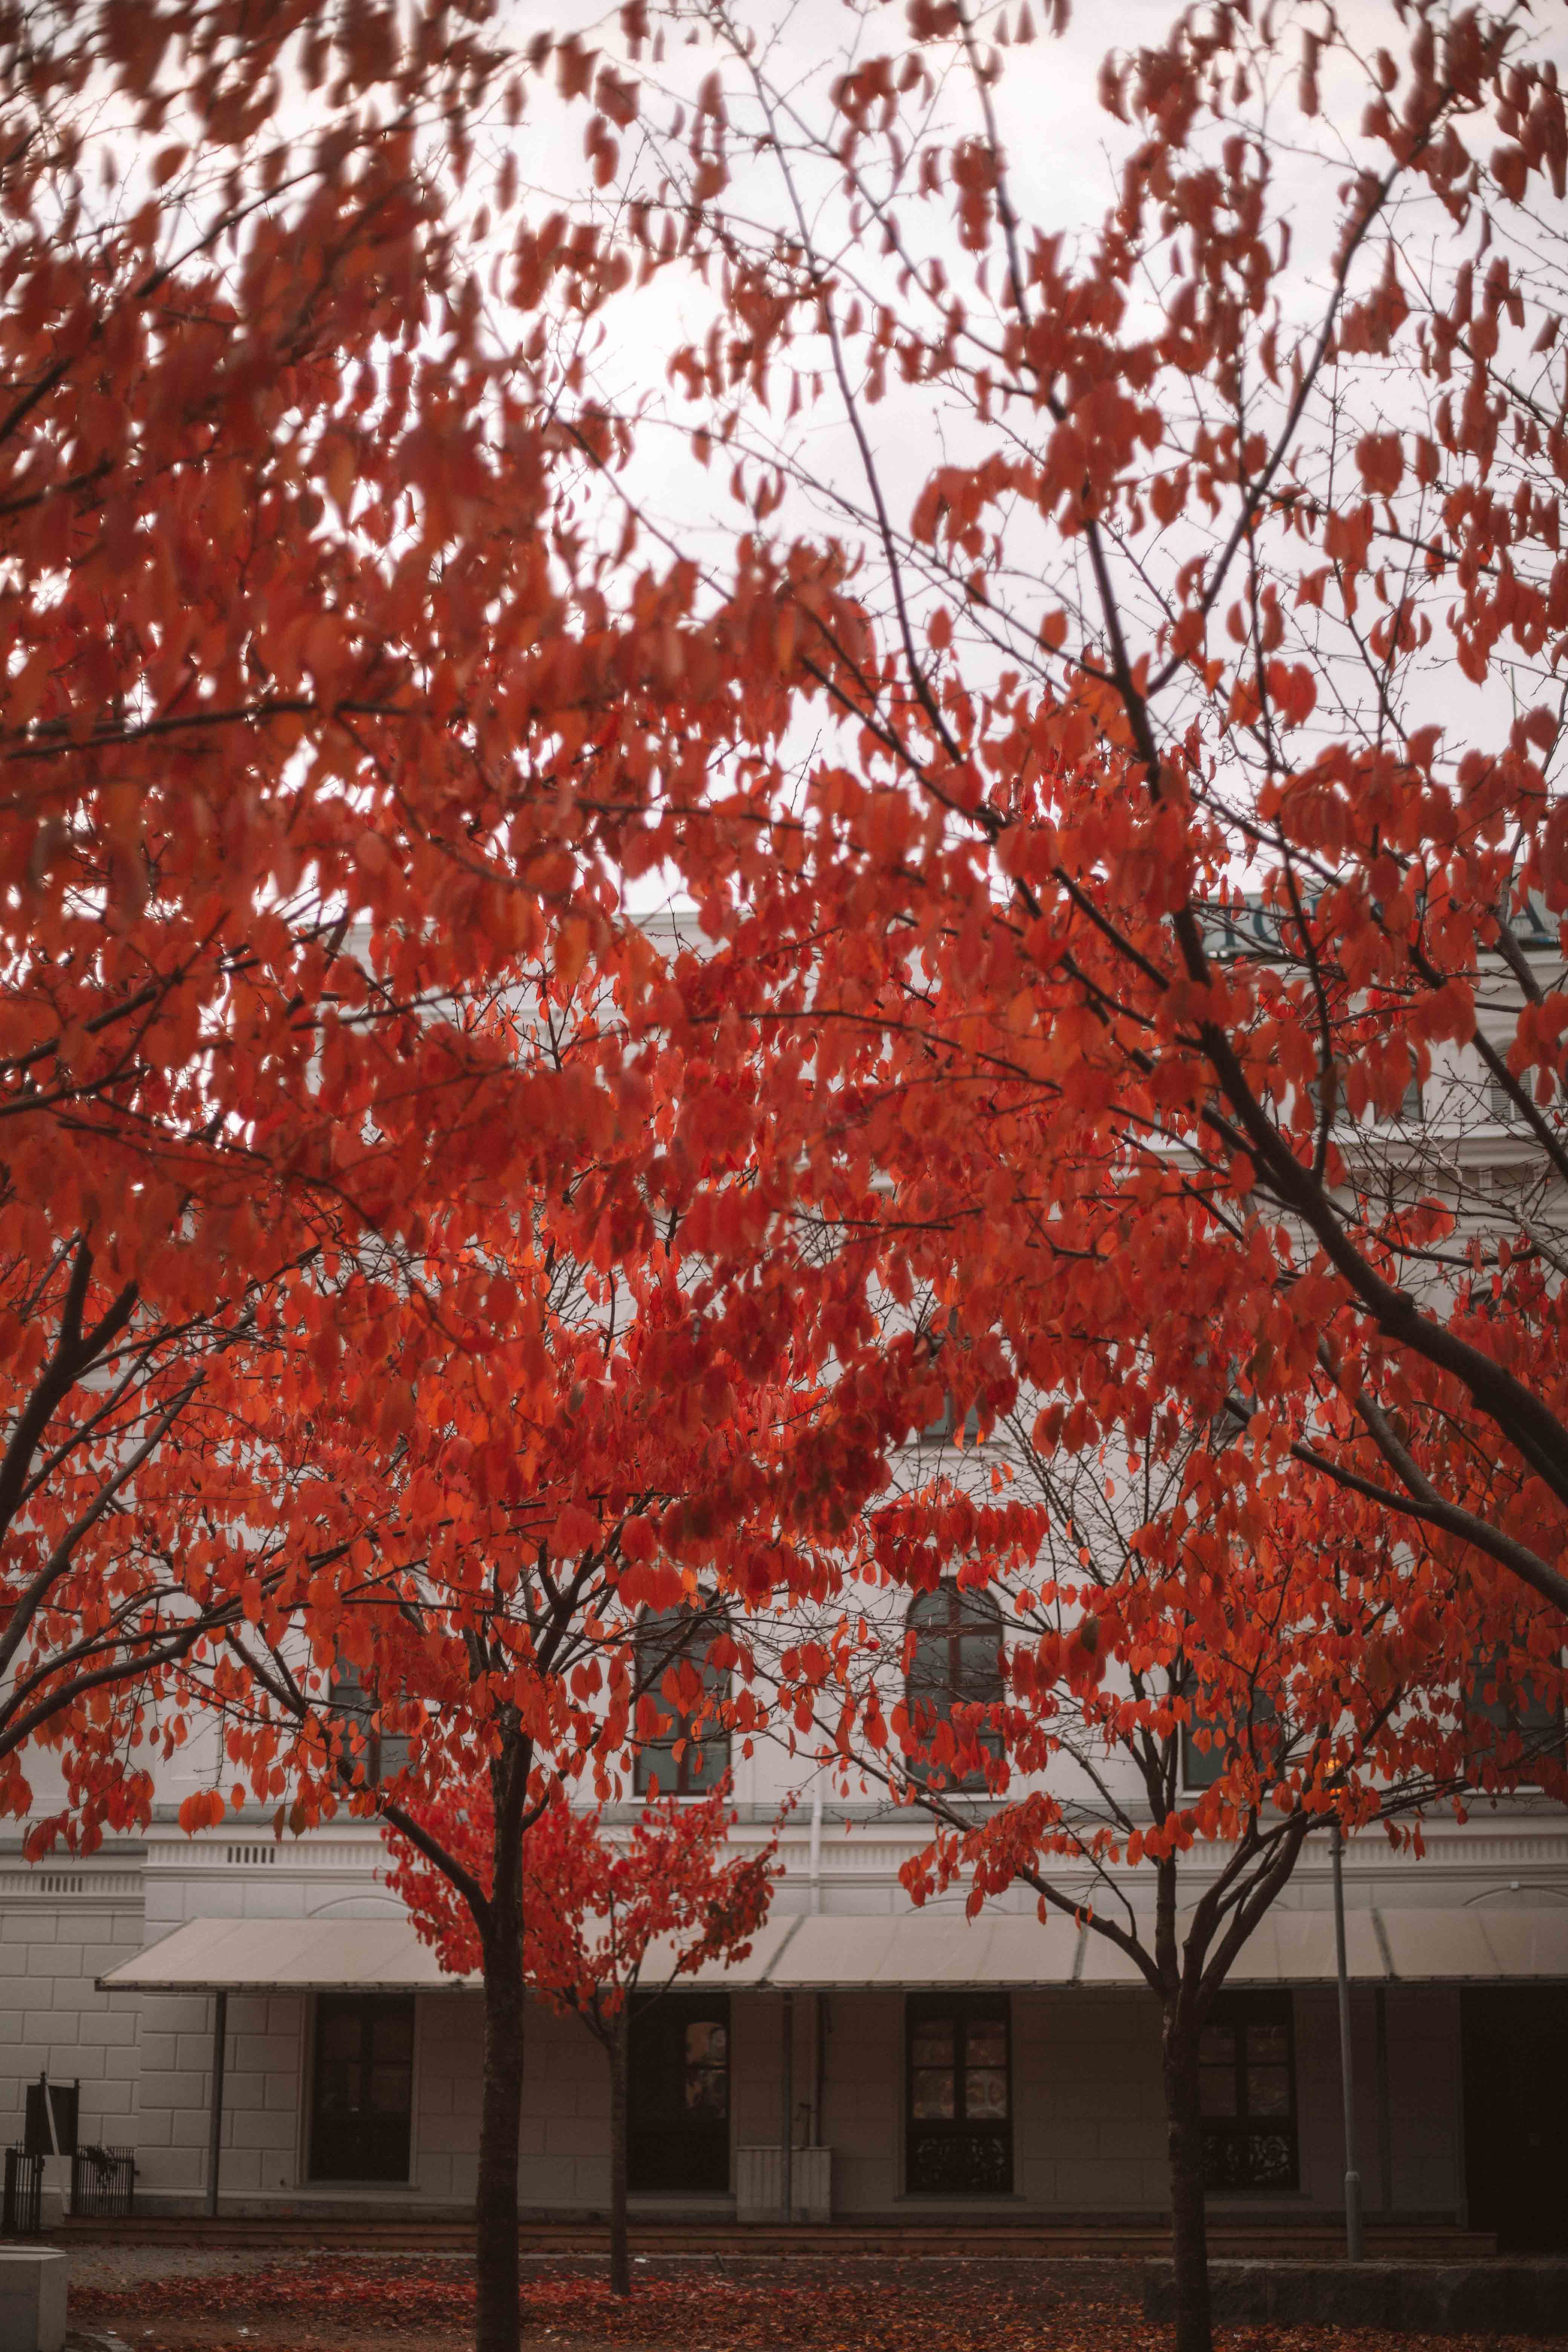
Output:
[
  {"xmin": 327, "ymin": 1654, "xmax": 411, "ymax": 1789},
  {"xmin": 919, "ymin": 1391, "xmax": 983, "ymax": 1446},
  {"xmin": 904, "ymin": 1582, "xmax": 1004, "ymax": 1793},
  {"xmin": 1488, "ymin": 1066, "xmax": 1543, "ymax": 1127},
  {"xmin": 627, "ymin": 1990, "xmax": 732, "ymax": 2194},
  {"xmin": 904, "ymin": 1992, "xmax": 1014, "ymax": 2197},
  {"xmin": 1198, "ymin": 1989, "xmax": 1299, "ymax": 2194},
  {"xmin": 632, "ymin": 1602, "xmax": 732, "ymax": 1798},
  {"xmin": 307, "ymin": 1991, "xmax": 416, "ymax": 2185},
  {"xmin": 1462, "ymin": 1643, "xmax": 1566, "ymax": 1786},
  {"xmin": 1180, "ymin": 1686, "xmax": 1280, "ymax": 1794}
]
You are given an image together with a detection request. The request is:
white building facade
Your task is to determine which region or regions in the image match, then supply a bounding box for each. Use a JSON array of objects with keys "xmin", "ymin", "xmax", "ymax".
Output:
[{"xmin": 5, "ymin": 1759, "xmax": 1566, "ymax": 2245}]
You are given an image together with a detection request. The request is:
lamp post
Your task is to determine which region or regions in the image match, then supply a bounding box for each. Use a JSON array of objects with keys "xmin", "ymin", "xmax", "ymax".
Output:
[{"xmin": 1330, "ymin": 1819, "xmax": 1364, "ymax": 2261}]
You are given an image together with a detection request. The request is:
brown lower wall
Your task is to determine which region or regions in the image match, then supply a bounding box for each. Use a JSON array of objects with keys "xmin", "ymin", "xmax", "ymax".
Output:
[{"xmin": 117, "ymin": 1982, "xmax": 1468, "ymax": 2221}]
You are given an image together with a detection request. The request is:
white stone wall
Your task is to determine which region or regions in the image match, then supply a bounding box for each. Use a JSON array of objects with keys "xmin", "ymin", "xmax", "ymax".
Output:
[
  {"xmin": 0, "ymin": 1866, "xmax": 143, "ymax": 2166},
  {"xmin": 413, "ymin": 1991, "xmax": 483, "ymax": 2205}
]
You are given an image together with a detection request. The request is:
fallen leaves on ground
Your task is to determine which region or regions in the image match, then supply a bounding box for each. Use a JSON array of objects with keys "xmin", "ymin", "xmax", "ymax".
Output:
[{"xmin": 71, "ymin": 2260, "xmax": 1566, "ymax": 2352}]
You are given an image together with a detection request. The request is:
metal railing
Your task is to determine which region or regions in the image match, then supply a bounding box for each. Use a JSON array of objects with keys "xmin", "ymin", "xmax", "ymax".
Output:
[
  {"xmin": 70, "ymin": 2143, "xmax": 135, "ymax": 2220},
  {"xmin": 3, "ymin": 2147, "xmax": 43, "ymax": 2236}
]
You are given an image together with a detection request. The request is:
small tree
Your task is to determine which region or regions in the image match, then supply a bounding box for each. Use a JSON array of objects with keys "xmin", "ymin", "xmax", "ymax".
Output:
[
  {"xmin": 207, "ymin": 956, "xmax": 842, "ymax": 2352},
  {"xmin": 388, "ymin": 1782, "xmax": 779, "ymax": 2296},
  {"xmin": 780, "ymin": 1408, "xmax": 1562, "ymax": 2352}
]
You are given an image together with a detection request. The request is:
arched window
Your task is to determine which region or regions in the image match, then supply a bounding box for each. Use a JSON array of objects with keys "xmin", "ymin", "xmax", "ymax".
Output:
[
  {"xmin": 905, "ymin": 1585, "xmax": 1003, "ymax": 1790},
  {"xmin": 633, "ymin": 1605, "xmax": 732, "ymax": 1796}
]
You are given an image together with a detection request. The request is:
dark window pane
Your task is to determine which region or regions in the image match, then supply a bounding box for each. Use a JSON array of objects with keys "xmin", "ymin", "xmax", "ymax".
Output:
[
  {"xmin": 327, "ymin": 1658, "xmax": 415, "ymax": 1789},
  {"xmin": 1464, "ymin": 1645, "xmax": 1564, "ymax": 1773},
  {"xmin": 1182, "ymin": 1728, "xmax": 1224, "ymax": 1789},
  {"xmin": 682, "ymin": 1733, "xmax": 730, "ymax": 1793},
  {"xmin": 321, "ymin": 2011, "xmax": 361, "ymax": 2060},
  {"xmin": 966, "ymin": 2020, "xmax": 1006, "ymax": 2068},
  {"xmin": 1248, "ymin": 2066, "xmax": 1292, "ymax": 2119},
  {"xmin": 1199, "ymin": 2069, "xmax": 1238, "ymax": 2118},
  {"xmin": 368, "ymin": 2065, "xmax": 409, "ymax": 2114},
  {"xmin": 634, "ymin": 1607, "xmax": 731, "ymax": 1796},
  {"xmin": 911, "ymin": 2069, "xmax": 956, "ymax": 2120},
  {"xmin": 912, "ymin": 2022, "xmax": 954, "ymax": 2065},
  {"xmin": 372, "ymin": 2010, "xmax": 414, "ymax": 2061},
  {"xmin": 1183, "ymin": 1687, "xmax": 1281, "ymax": 1791},
  {"xmin": 966, "ymin": 2069, "xmax": 1008, "ymax": 2120}
]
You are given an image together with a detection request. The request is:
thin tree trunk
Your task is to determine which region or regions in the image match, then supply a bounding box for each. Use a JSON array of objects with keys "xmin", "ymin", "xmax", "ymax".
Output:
[
  {"xmin": 608, "ymin": 2009, "xmax": 631, "ymax": 2298},
  {"xmin": 1163, "ymin": 2003, "xmax": 1213, "ymax": 2352},
  {"xmin": 475, "ymin": 1867, "xmax": 525, "ymax": 2352}
]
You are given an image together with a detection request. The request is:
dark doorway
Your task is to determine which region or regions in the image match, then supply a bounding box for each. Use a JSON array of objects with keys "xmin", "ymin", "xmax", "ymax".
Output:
[
  {"xmin": 1461, "ymin": 1985, "xmax": 1568, "ymax": 2250},
  {"xmin": 628, "ymin": 1994, "xmax": 730, "ymax": 2193},
  {"xmin": 309, "ymin": 1993, "xmax": 415, "ymax": 2182}
]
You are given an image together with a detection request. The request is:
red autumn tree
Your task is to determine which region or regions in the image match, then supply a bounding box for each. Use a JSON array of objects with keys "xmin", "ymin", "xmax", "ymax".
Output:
[
  {"xmin": 777, "ymin": 1403, "xmax": 1563, "ymax": 2352},
  {"xmin": 1, "ymin": 0, "xmax": 832, "ymax": 1845},
  {"xmin": 195, "ymin": 946, "xmax": 861, "ymax": 2352},
  {"xmin": 387, "ymin": 1782, "xmax": 779, "ymax": 2298},
  {"xmin": 597, "ymin": 0, "xmax": 1568, "ymax": 1628}
]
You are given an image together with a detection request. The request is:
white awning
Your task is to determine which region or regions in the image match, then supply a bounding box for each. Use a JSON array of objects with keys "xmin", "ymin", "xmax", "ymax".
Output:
[
  {"xmin": 100, "ymin": 1903, "xmax": 1568, "ymax": 1997},
  {"xmin": 607, "ymin": 1916, "xmax": 801, "ymax": 1989},
  {"xmin": 98, "ymin": 1912, "xmax": 801, "ymax": 1995},
  {"xmin": 766, "ymin": 1909, "xmax": 1080, "ymax": 1988},
  {"xmin": 1378, "ymin": 1907, "xmax": 1568, "ymax": 1981},
  {"xmin": 99, "ymin": 1916, "xmax": 476, "ymax": 1994},
  {"xmin": 1076, "ymin": 1909, "xmax": 1388, "ymax": 1988}
]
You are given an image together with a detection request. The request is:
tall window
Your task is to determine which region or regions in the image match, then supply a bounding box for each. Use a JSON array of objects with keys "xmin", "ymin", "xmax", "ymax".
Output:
[
  {"xmin": 328, "ymin": 1655, "xmax": 411, "ymax": 1787},
  {"xmin": 1181, "ymin": 1688, "xmax": 1280, "ymax": 1792},
  {"xmin": 1373, "ymin": 1058, "xmax": 1423, "ymax": 1124},
  {"xmin": 905, "ymin": 1584, "xmax": 1003, "ymax": 1790},
  {"xmin": 919, "ymin": 1392, "xmax": 982, "ymax": 1445},
  {"xmin": 309, "ymin": 1994, "xmax": 415, "ymax": 2182},
  {"xmin": 1199, "ymin": 1991, "xmax": 1298, "ymax": 2191},
  {"xmin": 628, "ymin": 1994, "xmax": 730, "ymax": 2192},
  {"xmin": 1464, "ymin": 1646, "xmax": 1564, "ymax": 1777},
  {"xmin": 1489, "ymin": 1067, "xmax": 1541, "ymax": 1126},
  {"xmin": 906, "ymin": 1994, "xmax": 1012, "ymax": 2194},
  {"xmin": 633, "ymin": 1605, "xmax": 731, "ymax": 1796}
]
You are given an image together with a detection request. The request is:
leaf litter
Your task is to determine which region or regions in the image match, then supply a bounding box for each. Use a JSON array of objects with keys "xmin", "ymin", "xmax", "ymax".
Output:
[{"xmin": 71, "ymin": 2259, "xmax": 1566, "ymax": 2352}]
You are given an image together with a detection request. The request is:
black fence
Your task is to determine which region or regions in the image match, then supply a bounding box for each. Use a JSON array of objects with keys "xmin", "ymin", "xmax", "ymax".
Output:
[
  {"xmin": 70, "ymin": 2143, "xmax": 134, "ymax": 2220},
  {"xmin": 3, "ymin": 2146, "xmax": 43, "ymax": 2236}
]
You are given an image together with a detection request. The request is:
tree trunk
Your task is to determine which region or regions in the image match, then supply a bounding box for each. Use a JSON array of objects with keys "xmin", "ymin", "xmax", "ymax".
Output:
[
  {"xmin": 1163, "ymin": 2004, "xmax": 1213, "ymax": 2352},
  {"xmin": 608, "ymin": 2009, "xmax": 631, "ymax": 2297},
  {"xmin": 475, "ymin": 1884, "xmax": 525, "ymax": 2352}
]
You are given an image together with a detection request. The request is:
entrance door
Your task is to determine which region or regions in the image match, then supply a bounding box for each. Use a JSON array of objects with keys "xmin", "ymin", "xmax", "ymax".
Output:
[
  {"xmin": 628, "ymin": 1994, "xmax": 730, "ymax": 2193},
  {"xmin": 309, "ymin": 1993, "xmax": 415, "ymax": 2182},
  {"xmin": 1461, "ymin": 1985, "xmax": 1568, "ymax": 2250}
]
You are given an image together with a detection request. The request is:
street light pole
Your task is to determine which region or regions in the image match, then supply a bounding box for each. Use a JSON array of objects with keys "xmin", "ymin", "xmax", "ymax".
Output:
[{"xmin": 1331, "ymin": 1820, "xmax": 1364, "ymax": 2262}]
